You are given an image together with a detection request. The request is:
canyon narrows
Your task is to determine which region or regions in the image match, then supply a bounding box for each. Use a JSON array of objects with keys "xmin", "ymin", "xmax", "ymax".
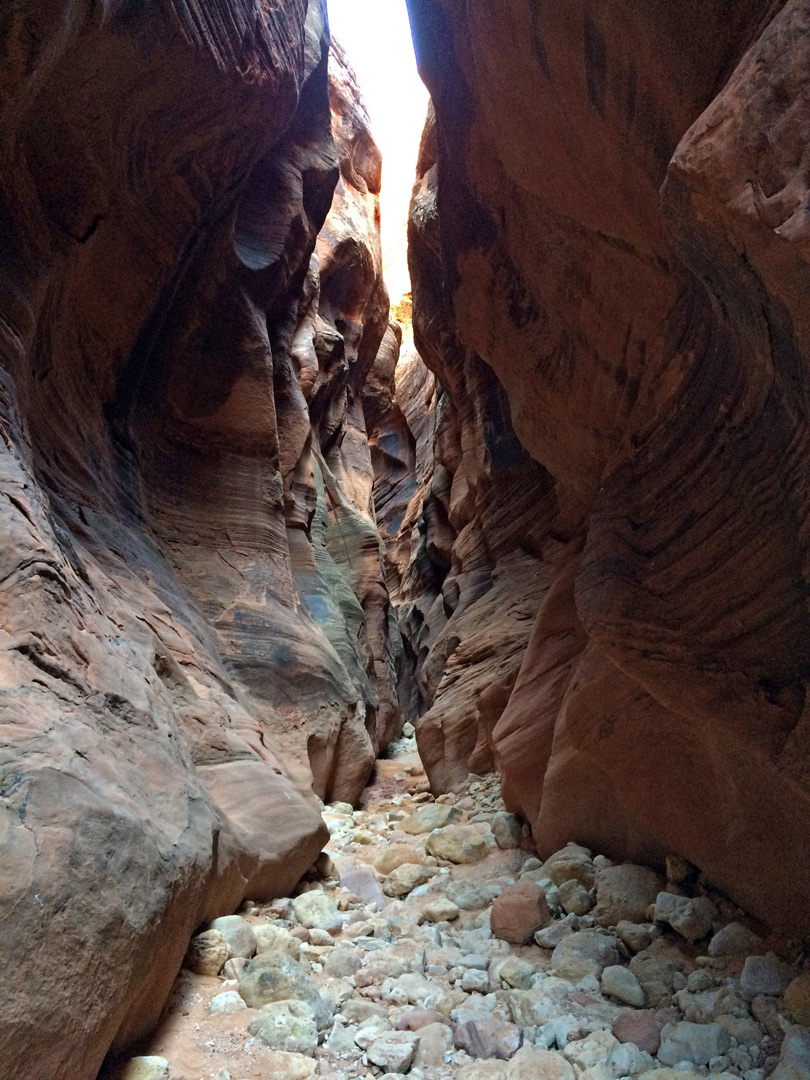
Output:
[{"xmin": 0, "ymin": 2, "xmax": 809, "ymax": 1079}]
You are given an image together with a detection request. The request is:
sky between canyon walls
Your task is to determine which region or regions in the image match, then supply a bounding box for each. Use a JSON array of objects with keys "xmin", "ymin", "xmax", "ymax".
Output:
[{"xmin": 328, "ymin": 0, "xmax": 430, "ymax": 304}]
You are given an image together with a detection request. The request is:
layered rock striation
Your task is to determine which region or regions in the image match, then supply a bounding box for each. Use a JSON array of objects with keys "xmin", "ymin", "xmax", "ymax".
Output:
[
  {"xmin": 374, "ymin": 118, "xmax": 556, "ymax": 791},
  {"xmin": 402, "ymin": 0, "xmax": 810, "ymax": 931},
  {"xmin": 0, "ymin": 4, "xmax": 398, "ymax": 1076}
]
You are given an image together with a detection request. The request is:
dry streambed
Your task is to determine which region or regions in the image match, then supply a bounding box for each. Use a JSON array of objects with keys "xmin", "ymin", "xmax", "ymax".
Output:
[{"xmin": 103, "ymin": 737, "xmax": 810, "ymax": 1080}]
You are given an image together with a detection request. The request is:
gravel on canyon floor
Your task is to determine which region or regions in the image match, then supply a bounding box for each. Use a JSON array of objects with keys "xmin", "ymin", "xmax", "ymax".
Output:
[{"xmin": 105, "ymin": 734, "xmax": 810, "ymax": 1080}]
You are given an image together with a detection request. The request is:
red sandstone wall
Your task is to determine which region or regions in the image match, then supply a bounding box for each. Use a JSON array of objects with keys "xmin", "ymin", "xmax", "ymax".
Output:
[{"xmin": 403, "ymin": 0, "xmax": 810, "ymax": 931}]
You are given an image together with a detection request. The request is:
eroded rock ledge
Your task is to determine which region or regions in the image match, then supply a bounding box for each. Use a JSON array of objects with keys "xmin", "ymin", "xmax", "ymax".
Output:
[
  {"xmin": 0, "ymin": 4, "xmax": 401, "ymax": 1076},
  {"xmin": 399, "ymin": 0, "xmax": 810, "ymax": 934}
]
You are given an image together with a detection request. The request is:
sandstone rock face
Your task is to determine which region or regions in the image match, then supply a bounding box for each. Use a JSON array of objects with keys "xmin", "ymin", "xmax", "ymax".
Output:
[
  {"xmin": 364, "ymin": 301, "xmax": 436, "ymax": 727},
  {"xmin": 0, "ymin": 6, "xmax": 399, "ymax": 1078},
  {"xmin": 373, "ymin": 116, "xmax": 554, "ymax": 791},
  {"xmin": 404, "ymin": 0, "xmax": 810, "ymax": 929}
]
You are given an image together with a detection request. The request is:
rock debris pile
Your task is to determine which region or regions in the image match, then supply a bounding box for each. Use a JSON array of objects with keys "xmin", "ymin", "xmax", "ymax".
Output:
[{"xmin": 113, "ymin": 742, "xmax": 810, "ymax": 1080}]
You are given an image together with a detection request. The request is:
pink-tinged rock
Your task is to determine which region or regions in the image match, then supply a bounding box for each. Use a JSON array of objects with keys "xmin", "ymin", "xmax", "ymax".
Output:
[
  {"xmin": 338, "ymin": 863, "xmax": 386, "ymax": 911},
  {"xmin": 491, "ymin": 881, "xmax": 551, "ymax": 944},
  {"xmin": 509, "ymin": 1046, "xmax": 576, "ymax": 1080},
  {"xmin": 454, "ymin": 1017, "xmax": 523, "ymax": 1060},
  {"xmin": 396, "ymin": 1009, "xmax": 449, "ymax": 1031},
  {"xmin": 612, "ymin": 1010, "xmax": 662, "ymax": 1055}
]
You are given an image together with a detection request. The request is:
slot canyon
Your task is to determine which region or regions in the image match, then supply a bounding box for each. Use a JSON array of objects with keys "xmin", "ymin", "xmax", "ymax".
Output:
[{"xmin": 1, "ymin": 2, "xmax": 809, "ymax": 1079}]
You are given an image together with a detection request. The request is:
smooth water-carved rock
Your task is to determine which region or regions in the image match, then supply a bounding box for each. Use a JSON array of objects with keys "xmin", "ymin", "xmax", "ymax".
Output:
[
  {"xmin": 0, "ymin": 6, "xmax": 398, "ymax": 1077},
  {"xmin": 370, "ymin": 137, "xmax": 554, "ymax": 789},
  {"xmin": 404, "ymin": 0, "xmax": 810, "ymax": 932}
]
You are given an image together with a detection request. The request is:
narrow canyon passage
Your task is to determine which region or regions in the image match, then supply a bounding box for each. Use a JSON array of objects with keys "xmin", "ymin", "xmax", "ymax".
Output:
[{"xmin": 0, "ymin": 2, "xmax": 809, "ymax": 1080}]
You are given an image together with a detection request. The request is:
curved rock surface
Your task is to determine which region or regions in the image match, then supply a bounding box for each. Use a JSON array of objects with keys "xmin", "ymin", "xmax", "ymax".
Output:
[
  {"xmin": 0, "ymin": 4, "xmax": 398, "ymax": 1077},
  {"xmin": 368, "ymin": 122, "xmax": 554, "ymax": 792},
  {"xmin": 403, "ymin": 0, "xmax": 810, "ymax": 931},
  {"xmin": 404, "ymin": 110, "xmax": 556, "ymax": 792}
]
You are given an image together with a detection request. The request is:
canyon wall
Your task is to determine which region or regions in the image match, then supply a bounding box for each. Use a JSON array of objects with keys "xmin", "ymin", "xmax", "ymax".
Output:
[
  {"xmin": 403, "ymin": 0, "xmax": 810, "ymax": 932},
  {"xmin": 372, "ymin": 128, "xmax": 557, "ymax": 792},
  {"xmin": 0, "ymin": 4, "xmax": 397, "ymax": 1076}
]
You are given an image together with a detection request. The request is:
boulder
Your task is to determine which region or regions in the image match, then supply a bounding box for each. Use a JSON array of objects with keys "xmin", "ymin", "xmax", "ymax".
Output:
[
  {"xmin": 400, "ymin": 804, "xmax": 462, "ymax": 834},
  {"xmin": 708, "ymin": 922, "xmax": 762, "ymax": 957},
  {"xmin": 383, "ymin": 863, "xmax": 437, "ymax": 897},
  {"xmin": 612, "ymin": 1010, "xmax": 661, "ymax": 1055},
  {"xmin": 507, "ymin": 988, "xmax": 566, "ymax": 1028},
  {"xmin": 222, "ymin": 957, "xmax": 248, "ymax": 981},
  {"xmin": 508, "ymin": 1046, "xmax": 576, "ymax": 1080},
  {"xmin": 491, "ymin": 881, "xmax": 551, "ymax": 944},
  {"xmin": 237, "ymin": 953, "xmax": 331, "ymax": 1029},
  {"xmin": 254, "ymin": 924, "xmax": 302, "ymax": 960},
  {"xmin": 208, "ymin": 991, "xmax": 248, "ymax": 1015},
  {"xmin": 614, "ymin": 921, "xmax": 657, "ymax": 953},
  {"xmin": 342, "ymin": 998, "xmax": 389, "ymax": 1024},
  {"xmin": 784, "ymin": 974, "xmax": 810, "ymax": 1026},
  {"xmin": 413, "ymin": 1021, "xmax": 453, "ymax": 1068},
  {"xmin": 461, "ymin": 969, "xmax": 492, "ymax": 992},
  {"xmin": 629, "ymin": 952, "xmax": 685, "ymax": 1007},
  {"xmin": 657, "ymin": 1021, "xmax": 732, "ymax": 1067},
  {"xmin": 323, "ymin": 949, "xmax": 362, "ymax": 978},
  {"xmin": 354, "ymin": 1016, "xmax": 391, "ymax": 1050},
  {"xmin": 457, "ymin": 1065, "xmax": 508, "ymax": 1080},
  {"xmin": 601, "ymin": 965, "xmax": 646, "ymax": 1007},
  {"xmin": 260, "ymin": 1053, "xmax": 317, "ymax": 1080},
  {"xmin": 207, "ymin": 915, "xmax": 257, "ymax": 959},
  {"xmin": 540, "ymin": 846, "xmax": 596, "ymax": 889},
  {"xmin": 247, "ymin": 1000, "xmax": 319, "ymax": 1056},
  {"xmin": 563, "ymin": 1030, "xmax": 647, "ymax": 1074},
  {"xmin": 184, "ymin": 931, "xmax": 229, "ymax": 976},
  {"xmin": 454, "ymin": 1017, "xmax": 523, "ymax": 1060},
  {"xmin": 338, "ymin": 864, "xmax": 386, "ymax": 911},
  {"xmin": 491, "ymin": 813, "xmax": 523, "ymax": 849},
  {"xmin": 426, "ymin": 824, "xmax": 496, "ymax": 864},
  {"xmin": 550, "ymin": 929, "xmax": 621, "ymax": 982},
  {"xmin": 740, "ymin": 953, "xmax": 795, "ymax": 999},
  {"xmin": 367, "ymin": 1030, "xmax": 420, "ymax": 1072},
  {"xmin": 558, "ymin": 879, "xmax": 594, "ymax": 916},
  {"xmin": 374, "ymin": 846, "xmax": 424, "ymax": 875},
  {"xmin": 496, "ymin": 956, "xmax": 536, "ymax": 990},
  {"xmin": 396, "ymin": 1009, "xmax": 449, "ymax": 1031},
  {"xmin": 291, "ymin": 893, "xmax": 343, "ymax": 934},
  {"xmin": 653, "ymin": 892, "xmax": 717, "ymax": 942},
  {"xmin": 594, "ymin": 865, "xmax": 664, "ymax": 927},
  {"xmin": 447, "ymin": 882, "xmax": 502, "ymax": 910},
  {"xmin": 383, "ymin": 973, "xmax": 454, "ymax": 1015},
  {"xmin": 771, "ymin": 1027, "xmax": 810, "ymax": 1080},
  {"xmin": 423, "ymin": 897, "xmax": 461, "ymax": 923},
  {"xmin": 119, "ymin": 1059, "xmax": 170, "ymax": 1080}
]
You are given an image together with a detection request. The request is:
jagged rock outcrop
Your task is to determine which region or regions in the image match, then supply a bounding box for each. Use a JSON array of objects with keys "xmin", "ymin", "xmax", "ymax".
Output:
[
  {"xmin": 0, "ymin": 3, "xmax": 397, "ymax": 1076},
  {"xmin": 404, "ymin": 0, "xmax": 810, "ymax": 931}
]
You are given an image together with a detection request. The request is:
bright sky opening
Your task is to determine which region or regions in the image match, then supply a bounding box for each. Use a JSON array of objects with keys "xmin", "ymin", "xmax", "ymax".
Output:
[{"xmin": 327, "ymin": 0, "xmax": 430, "ymax": 305}]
